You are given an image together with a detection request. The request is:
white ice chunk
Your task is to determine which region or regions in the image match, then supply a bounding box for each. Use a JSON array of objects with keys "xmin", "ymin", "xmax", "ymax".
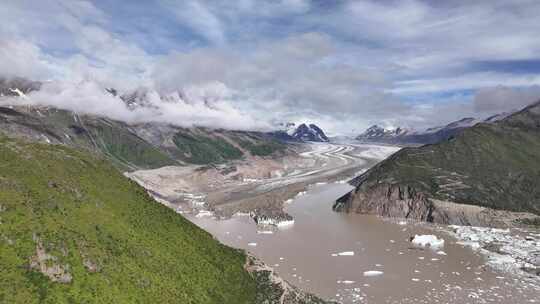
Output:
[
  {"xmin": 195, "ymin": 210, "xmax": 213, "ymax": 218},
  {"xmin": 411, "ymin": 234, "xmax": 445, "ymax": 249},
  {"xmin": 363, "ymin": 270, "xmax": 383, "ymax": 277}
]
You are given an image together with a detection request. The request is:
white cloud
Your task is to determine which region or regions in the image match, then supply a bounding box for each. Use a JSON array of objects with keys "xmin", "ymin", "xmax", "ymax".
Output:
[
  {"xmin": 1, "ymin": 80, "xmax": 267, "ymax": 131},
  {"xmin": 0, "ymin": 40, "xmax": 54, "ymax": 79},
  {"xmin": 474, "ymin": 86, "xmax": 540, "ymax": 114},
  {"xmin": 160, "ymin": 0, "xmax": 225, "ymax": 45},
  {"xmin": 2, "ymin": 0, "xmax": 540, "ymax": 134},
  {"xmin": 391, "ymin": 72, "xmax": 540, "ymax": 95}
]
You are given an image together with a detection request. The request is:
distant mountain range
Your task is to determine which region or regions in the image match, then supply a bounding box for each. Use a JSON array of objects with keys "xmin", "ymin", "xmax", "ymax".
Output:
[
  {"xmin": 0, "ymin": 78, "xmax": 301, "ymax": 170},
  {"xmin": 356, "ymin": 114, "xmax": 510, "ymax": 145},
  {"xmin": 0, "ymin": 105, "xmax": 290, "ymax": 171},
  {"xmin": 336, "ymin": 100, "xmax": 540, "ymax": 227}
]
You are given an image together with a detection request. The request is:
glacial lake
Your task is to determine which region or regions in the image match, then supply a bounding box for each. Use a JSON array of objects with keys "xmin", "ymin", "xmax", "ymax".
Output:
[{"xmin": 188, "ymin": 183, "xmax": 539, "ymax": 303}]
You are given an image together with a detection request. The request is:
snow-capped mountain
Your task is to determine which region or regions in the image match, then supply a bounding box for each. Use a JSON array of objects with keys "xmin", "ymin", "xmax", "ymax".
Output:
[
  {"xmin": 284, "ymin": 122, "xmax": 297, "ymax": 136},
  {"xmin": 356, "ymin": 115, "xmax": 508, "ymax": 145},
  {"xmin": 0, "ymin": 77, "xmax": 41, "ymax": 97},
  {"xmin": 356, "ymin": 125, "xmax": 412, "ymax": 141},
  {"xmin": 291, "ymin": 123, "xmax": 329, "ymax": 142}
]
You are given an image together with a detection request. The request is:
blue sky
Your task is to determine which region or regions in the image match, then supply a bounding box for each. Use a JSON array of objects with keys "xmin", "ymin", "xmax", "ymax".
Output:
[{"xmin": 2, "ymin": 0, "xmax": 540, "ymax": 134}]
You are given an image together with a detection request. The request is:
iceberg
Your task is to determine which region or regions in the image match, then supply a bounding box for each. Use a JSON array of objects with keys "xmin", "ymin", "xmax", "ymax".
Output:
[
  {"xmin": 411, "ymin": 234, "xmax": 445, "ymax": 249},
  {"xmin": 363, "ymin": 270, "xmax": 383, "ymax": 277}
]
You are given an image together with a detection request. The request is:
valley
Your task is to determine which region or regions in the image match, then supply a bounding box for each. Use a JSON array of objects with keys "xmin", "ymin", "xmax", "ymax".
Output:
[
  {"xmin": 126, "ymin": 142, "xmax": 399, "ymax": 219},
  {"xmin": 1, "ymin": 101, "xmax": 539, "ymax": 303},
  {"xmin": 127, "ymin": 140, "xmax": 540, "ymax": 303},
  {"xmin": 3, "ymin": 2, "xmax": 540, "ymax": 303}
]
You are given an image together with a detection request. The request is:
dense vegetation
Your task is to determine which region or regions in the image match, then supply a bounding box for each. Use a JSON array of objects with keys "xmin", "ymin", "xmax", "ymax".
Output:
[
  {"xmin": 235, "ymin": 135, "xmax": 286, "ymax": 157},
  {"xmin": 0, "ymin": 136, "xmax": 258, "ymax": 303},
  {"xmin": 0, "ymin": 107, "xmax": 177, "ymax": 171},
  {"xmin": 0, "ymin": 106, "xmax": 289, "ymax": 170},
  {"xmin": 172, "ymin": 131, "xmax": 244, "ymax": 164},
  {"xmin": 85, "ymin": 120, "xmax": 176, "ymax": 170},
  {"xmin": 350, "ymin": 101, "xmax": 540, "ymax": 214}
]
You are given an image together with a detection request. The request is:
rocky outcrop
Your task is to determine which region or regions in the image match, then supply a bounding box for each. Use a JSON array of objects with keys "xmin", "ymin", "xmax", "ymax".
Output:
[
  {"xmin": 334, "ymin": 183, "xmax": 540, "ymax": 228},
  {"xmin": 334, "ymin": 183, "xmax": 434, "ymax": 222},
  {"xmin": 29, "ymin": 237, "xmax": 72, "ymax": 284},
  {"xmin": 246, "ymin": 254, "xmax": 337, "ymax": 304}
]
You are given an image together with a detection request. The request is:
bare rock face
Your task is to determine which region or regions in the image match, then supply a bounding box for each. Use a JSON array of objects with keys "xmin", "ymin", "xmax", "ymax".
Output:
[
  {"xmin": 29, "ymin": 238, "xmax": 72, "ymax": 284},
  {"xmin": 245, "ymin": 254, "xmax": 336, "ymax": 304},
  {"xmin": 334, "ymin": 183, "xmax": 434, "ymax": 222},
  {"xmin": 334, "ymin": 183, "xmax": 540, "ymax": 228}
]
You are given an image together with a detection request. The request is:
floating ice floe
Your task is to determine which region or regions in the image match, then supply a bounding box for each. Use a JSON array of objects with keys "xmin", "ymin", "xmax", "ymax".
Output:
[
  {"xmin": 363, "ymin": 270, "xmax": 383, "ymax": 277},
  {"xmin": 243, "ymin": 178, "xmax": 260, "ymax": 183},
  {"xmin": 276, "ymin": 220, "xmax": 295, "ymax": 228},
  {"xmin": 233, "ymin": 212, "xmax": 251, "ymax": 217},
  {"xmin": 411, "ymin": 234, "xmax": 445, "ymax": 249},
  {"xmin": 255, "ymin": 216, "xmax": 295, "ymax": 228},
  {"xmin": 448, "ymin": 225, "xmax": 540, "ymax": 276},
  {"xmin": 294, "ymin": 191, "xmax": 307, "ymax": 198},
  {"xmin": 191, "ymin": 200, "xmax": 206, "ymax": 206},
  {"xmin": 195, "ymin": 210, "xmax": 214, "ymax": 218}
]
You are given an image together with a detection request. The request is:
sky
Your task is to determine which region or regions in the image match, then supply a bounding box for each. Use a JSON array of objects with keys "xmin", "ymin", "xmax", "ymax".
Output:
[{"xmin": 1, "ymin": 0, "xmax": 540, "ymax": 135}]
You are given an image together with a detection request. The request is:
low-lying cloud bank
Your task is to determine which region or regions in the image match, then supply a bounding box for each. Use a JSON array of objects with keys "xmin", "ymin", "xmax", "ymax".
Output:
[{"xmin": 0, "ymin": 80, "xmax": 268, "ymax": 131}]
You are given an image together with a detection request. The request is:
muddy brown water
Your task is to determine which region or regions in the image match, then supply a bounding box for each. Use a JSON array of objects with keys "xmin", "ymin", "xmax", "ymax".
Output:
[{"xmin": 188, "ymin": 183, "xmax": 539, "ymax": 304}]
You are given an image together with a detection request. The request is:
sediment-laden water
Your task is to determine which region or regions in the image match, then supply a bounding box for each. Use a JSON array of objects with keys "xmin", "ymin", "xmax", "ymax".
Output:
[{"xmin": 189, "ymin": 183, "xmax": 539, "ymax": 303}]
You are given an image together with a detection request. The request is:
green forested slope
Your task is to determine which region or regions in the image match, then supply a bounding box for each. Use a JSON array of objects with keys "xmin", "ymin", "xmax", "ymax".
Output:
[
  {"xmin": 0, "ymin": 136, "xmax": 257, "ymax": 303},
  {"xmin": 344, "ymin": 101, "xmax": 540, "ymax": 214}
]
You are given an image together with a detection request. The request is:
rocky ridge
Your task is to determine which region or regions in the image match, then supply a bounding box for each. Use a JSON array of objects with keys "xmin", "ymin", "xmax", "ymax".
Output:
[
  {"xmin": 336, "ymin": 100, "xmax": 540, "ymax": 228},
  {"xmin": 356, "ymin": 114, "xmax": 509, "ymax": 145}
]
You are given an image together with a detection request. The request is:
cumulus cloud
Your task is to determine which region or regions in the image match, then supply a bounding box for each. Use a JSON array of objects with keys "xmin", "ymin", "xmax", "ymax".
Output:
[
  {"xmin": 474, "ymin": 86, "xmax": 540, "ymax": 114},
  {"xmin": 0, "ymin": 40, "xmax": 54, "ymax": 79},
  {"xmin": 1, "ymin": 0, "xmax": 540, "ymax": 134}
]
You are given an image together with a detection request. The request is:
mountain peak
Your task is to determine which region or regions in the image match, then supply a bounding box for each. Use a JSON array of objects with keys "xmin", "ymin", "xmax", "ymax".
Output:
[
  {"xmin": 356, "ymin": 125, "xmax": 410, "ymax": 141},
  {"xmin": 291, "ymin": 123, "xmax": 329, "ymax": 142}
]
